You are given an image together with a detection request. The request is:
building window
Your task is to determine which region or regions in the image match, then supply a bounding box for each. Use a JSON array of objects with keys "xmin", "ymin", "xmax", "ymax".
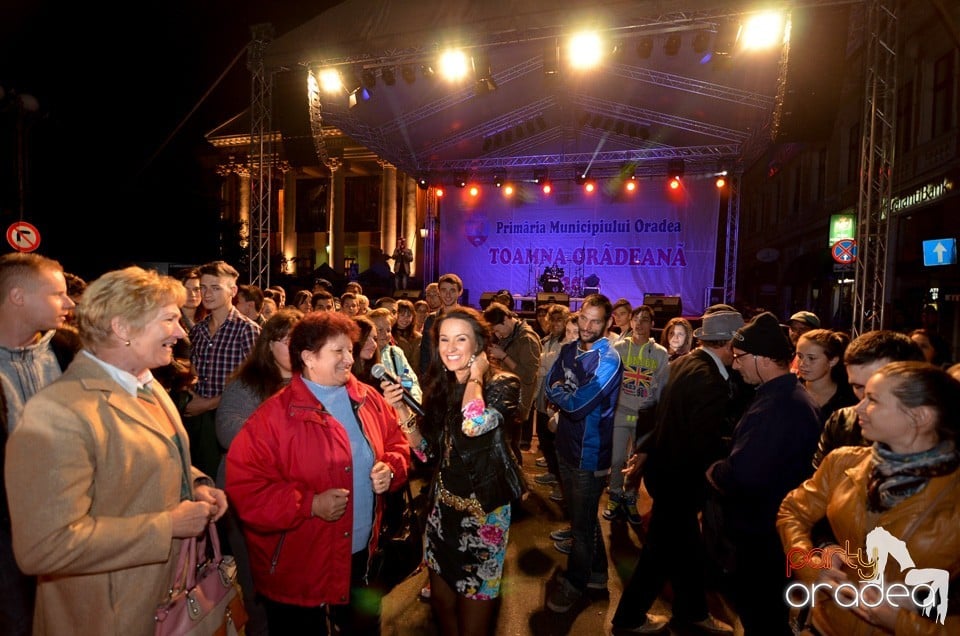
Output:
[
  {"xmin": 847, "ymin": 122, "xmax": 860, "ymax": 185},
  {"xmin": 897, "ymin": 79, "xmax": 914, "ymax": 152},
  {"xmin": 931, "ymin": 52, "xmax": 955, "ymax": 137}
]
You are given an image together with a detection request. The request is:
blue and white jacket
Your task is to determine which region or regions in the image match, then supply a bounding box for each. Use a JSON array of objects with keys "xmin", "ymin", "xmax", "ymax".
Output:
[{"xmin": 546, "ymin": 337, "xmax": 622, "ymax": 472}]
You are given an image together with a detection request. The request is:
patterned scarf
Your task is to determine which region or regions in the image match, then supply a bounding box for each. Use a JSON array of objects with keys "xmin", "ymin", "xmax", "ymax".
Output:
[{"xmin": 866, "ymin": 440, "xmax": 959, "ymax": 512}]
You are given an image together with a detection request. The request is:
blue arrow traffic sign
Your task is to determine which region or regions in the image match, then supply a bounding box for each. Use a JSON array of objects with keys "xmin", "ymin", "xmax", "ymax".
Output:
[{"xmin": 922, "ymin": 238, "xmax": 957, "ymax": 267}]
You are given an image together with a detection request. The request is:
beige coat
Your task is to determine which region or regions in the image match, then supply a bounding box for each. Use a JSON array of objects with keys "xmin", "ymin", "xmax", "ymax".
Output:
[{"xmin": 4, "ymin": 353, "xmax": 207, "ymax": 636}]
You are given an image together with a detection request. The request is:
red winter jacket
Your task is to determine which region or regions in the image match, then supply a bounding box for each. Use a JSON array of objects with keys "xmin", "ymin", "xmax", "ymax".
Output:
[{"xmin": 225, "ymin": 373, "xmax": 410, "ymax": 606}]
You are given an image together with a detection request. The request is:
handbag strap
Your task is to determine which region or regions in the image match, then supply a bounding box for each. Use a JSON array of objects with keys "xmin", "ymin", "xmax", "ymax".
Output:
[{"xmin": 173, "ymin": 523, "xmax": 223, "ymax": 592}]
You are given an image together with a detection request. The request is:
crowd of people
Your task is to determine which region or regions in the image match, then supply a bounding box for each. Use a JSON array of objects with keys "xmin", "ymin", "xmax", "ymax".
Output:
[{"xmin": 0, "ymin": 252, "xmax": 958, "ymax": 636}]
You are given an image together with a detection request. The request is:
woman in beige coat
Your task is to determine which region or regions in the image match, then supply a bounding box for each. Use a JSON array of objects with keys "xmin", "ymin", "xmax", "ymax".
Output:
[{"xmin": 4, "ymin": 266, "xmax": 227, "ymax": 636}]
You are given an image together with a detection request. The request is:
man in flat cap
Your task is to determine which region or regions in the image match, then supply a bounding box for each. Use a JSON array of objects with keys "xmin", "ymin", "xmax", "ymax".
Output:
[
  {"xmin": 611, "ymin": 306, "xmax": 744, "ymax": 634},
  {"xmin": 706, "ymin": 311, "xmax": 821, "ymax": 636}
]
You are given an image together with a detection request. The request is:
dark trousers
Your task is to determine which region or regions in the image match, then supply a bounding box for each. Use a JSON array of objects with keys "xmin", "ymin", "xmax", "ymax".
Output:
[
  {"xmin": 262, "ymin": 549, "xmax": 383, "ymax": 635},
  {"xmin": 612, "ymin": 495, "xmax": 709, "ymax": 627},
  {"xmin": 183, "ymin": 409, "xmax": 221, "ymax": 479},
  {"xmin": 557, "ymin": 459, "xmax": 608, "ymax": 590},
  {"xmin": 535, "ymin": 410, "xmax": 560, "ymax": 478},
  {"xmin": 732, "ymin": 532, "xmax": 793, "ymax": 636},
  {"xmin": 520, "ymin": 408, "xmax": 535, "ymax": 448},
  {"xmin": 0, "ymin": 528, "xmax": 33, "ymax": 636}
]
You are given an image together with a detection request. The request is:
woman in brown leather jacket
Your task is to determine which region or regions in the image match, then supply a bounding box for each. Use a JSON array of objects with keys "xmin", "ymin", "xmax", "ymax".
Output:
[
  {"xmin": 381, "ymin": 306, "xmax": 523, "ymax": 636},
  {"xmin": 778, "ymin": 361, "xmax": 960, "ymax": 635}
]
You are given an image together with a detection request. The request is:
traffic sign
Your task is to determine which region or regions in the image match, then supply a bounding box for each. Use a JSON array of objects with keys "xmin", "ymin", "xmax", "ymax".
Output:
[
  {"xmin": 922, "ymin": 238, "xmax": 956, "ymax": 267},
  {"xmin": 6, "ymin": 221, "xmax": 41, "ymax": 253},
  {"xmin": 831, "ymin": 239, "xmax": 857, "ymax": 264}
]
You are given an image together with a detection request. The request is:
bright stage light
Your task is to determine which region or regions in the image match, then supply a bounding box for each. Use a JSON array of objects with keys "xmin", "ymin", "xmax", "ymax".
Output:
[
  {"xmin": 584, "ymin": 180, "xmax": 596, "ymax": 193},
  {"xmin": 435, "ymin": 188, "xmax": 445, "ymax": 198},
  {"xmin": 318, "ymin": 68, "xmax": 344, "ymax": 94},
  {"xmin": 541, "ymin": 182, "xmax": 552, "ymax": 195},
  {"xmin": 625, "ymin": 179, "xmax": 637, "ymax": 193},
  {"xmin": 716, "ymin": 176, "xmax": 727, "ymax": 188},
  {"xmin": 742, "ymin": 12, "xmax": 786, "ymax": 50},
  {"xmin": 469, "ymin": 185, "xmax": 480, "ymax": 197},
  {"xmin": 503, "ymin": 184, "xmax": 515, "ymax": 196},
  {"xmin": 568, "ymin": 32, "xmax": 603, "ymax": 70},
  {"xmin": 669, "ymin": 177, "xmax": 681, "ymax": 190},
  {"xmin": 439, "ymin": 49, "xmax": 470, "ymax": 81}
]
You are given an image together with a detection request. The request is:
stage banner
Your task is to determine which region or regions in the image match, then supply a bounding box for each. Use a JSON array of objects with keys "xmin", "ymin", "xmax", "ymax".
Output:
[{"xmin": 438, "ymin": 179, "xmax": 721, "ymax": 315}]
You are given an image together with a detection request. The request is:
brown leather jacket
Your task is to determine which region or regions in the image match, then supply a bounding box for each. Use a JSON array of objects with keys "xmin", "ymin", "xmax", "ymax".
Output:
[{"xmin": 778, "ymin": 446, "xmax": 960, "ymax": 635}]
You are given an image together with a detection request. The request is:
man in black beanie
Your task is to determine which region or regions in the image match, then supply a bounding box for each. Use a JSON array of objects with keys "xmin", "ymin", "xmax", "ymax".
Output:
[{"xmin": 706, "ymin": 311, "xmax": 821, "ymax": 636}]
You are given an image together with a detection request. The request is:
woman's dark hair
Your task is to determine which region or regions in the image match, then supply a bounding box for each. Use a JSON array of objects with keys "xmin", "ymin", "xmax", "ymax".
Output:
[
  {"xmin": 799, "ymin": 328, "xmax": 852, "ymax": 386},
  {"xmin": 351, "ymin": 315, "xmax": 380, "ymax": 383},
  {"xmin": 227, "ymin": 307, "xmax": 303, "ymax": 400},
  {"xmin": 420, "ymin": 307, "xmax": 493, "ymax": 443},
  {"xmin": 393, "ymin": 299, "xmax": 420, "ymax": 340},
  {"xmin": 289, "ymin": 311, "xmax": 359, "ymax": 375},
  {"xmin": 909, "ymin": 328, "xmax": 953, "ymax": 367},
  {"xmin": 292, "ymin": 289, "xmax": 313, "ymax": 310},
  {"xmin": 878, "ymin": 360, "xmax": 960, "ymax": 441},
  {"xmin": 660, "ymin": 317, "xmax": 693, "ymax": 357}
]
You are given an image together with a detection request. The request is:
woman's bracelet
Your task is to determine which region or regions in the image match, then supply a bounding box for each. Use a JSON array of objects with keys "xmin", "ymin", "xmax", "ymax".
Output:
[
  {"xmin": 400, "ymin": 413, "xmax": 418, "ymax": 433},
  {"xmin": 467, "ymin": 378, "xmax": 483, "ymax": 387}
]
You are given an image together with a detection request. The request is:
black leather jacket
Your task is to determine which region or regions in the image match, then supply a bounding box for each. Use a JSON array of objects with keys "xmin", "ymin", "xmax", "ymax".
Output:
[
  {"xmin": 438, "ymin": 372, "xmax": 526, "ymax": 512},
  {"xmin": 812, "ymin": 405, "xmax": 864, "ymax": 468}
]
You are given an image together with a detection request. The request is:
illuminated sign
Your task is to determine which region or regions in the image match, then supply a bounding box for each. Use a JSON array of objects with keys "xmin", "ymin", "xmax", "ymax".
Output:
[
  {"xmin": 891, "ymin": 178, "xmax": 954, "ymax": 214},
  {"xmin": 828, "ymin": 213, "xmax": 855, "ymax": 247}
]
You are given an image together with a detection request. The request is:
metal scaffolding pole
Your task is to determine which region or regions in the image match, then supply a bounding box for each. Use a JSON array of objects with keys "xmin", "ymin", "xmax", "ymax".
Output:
[
  {"xmin": 247, "ymin": 23, "xmax": 274, "ymax": 288},
  {"xmin": 852, "ymin": 0, "xmax": 898, "ymax": 336},
  {"xmin": 723, "ymin": 174, "xmax": 740, "ymax": 305}
]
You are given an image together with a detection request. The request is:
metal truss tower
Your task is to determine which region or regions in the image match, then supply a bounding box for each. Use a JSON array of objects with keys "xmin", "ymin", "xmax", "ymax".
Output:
[
  {"xmin": 247, "ymin": 24, "xmax": 274, "ymax": 288},
  {"xmin": 724, "ymin": 175, "xmax": 740, "ymax": 305},
  {"xmin": 852, "ymin": 0, "xmax": 898, "ymax": 336}
]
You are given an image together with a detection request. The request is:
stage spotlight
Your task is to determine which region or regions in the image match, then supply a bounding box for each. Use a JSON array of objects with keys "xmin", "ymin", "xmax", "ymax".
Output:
[
  {"xmin": 584, "ymin": 179, "xmax": 596, "ymax": 193},
  {"xmin": 381, "ymin": 66, "xmax": 396, "ymax": 86},
  {"xmin": 544, "ymin": 39, "xmax": 561, "ymax": 79},
  {"xmin": 668, "ymin": 177, "xmax": 681, "ymax": 190},
  {"xmin": 667, "ymin": 158, "xmax": 685, "ymax": 180},
  {"xmin": 401, "ymin": 64, "xmax": 417, "ymax": 84},
  {"xmin": 439, "ymin": 49, "xmax": 470, "ymax": 81},
  {"xmin": 348, "ymin": 87, "xmax": 371, "ymax": 109},
  {"xmin": 625, "ymin": 177, "xmax": 637, "ymax": 193},
  {"xmin": 692, "ymin": 31, "xmax": 711, "ymax": 54},
  {"xmin": 469, "ymin": 185, "xmax": 480, "ymax": 197},
  {"xmin": 455, "ymin": 174, "xmax": 467, "ymax": 188},
  {"xmin": 664, "ymin": 34, "xmax": 682, "ymax": 56},
  {"xmin": 361, "ymin": 69, "xmax": 376, "ymax": 89},
  {"xmin": 715, "ymin": 176, "xmax": 727, "ymax": 188},
  {"xmin": 318, "ymin": 68, "xmax": 344, "ymax": 94},
  {"xmin": 493, "ymin": 175, "xmax": 504, "ymax": 188},
  {"xmin": 574, "ymin": 168, "xmax": 588, "ymax": 185},
  {"xmin": 417, "ymin": 176, "xmax": 429, "ymax": 190},
  {"xmin": 568, "ymin": 31, "xmax": 603, "ymax": 70},
  {"xmin": 503, "ymin": 184, "xmax": 515, "ymax": 197},
  {"xmin": 534, "ymin": 170, "xmax": 548, "ymax": 185},
  {"xmin": 637, "ymin": 37, "xmax": 653, "ymax": 59},
  {"xmin": 473, "ymin": 52, "xmax": 498, "ymax": 94},
  {"xmin": 435, "ymin": 187, "xmax": 445, "ymax": 198},
  {"xmin": 541, "ymin": 181, "xmax": 552, "ymax": 195}
]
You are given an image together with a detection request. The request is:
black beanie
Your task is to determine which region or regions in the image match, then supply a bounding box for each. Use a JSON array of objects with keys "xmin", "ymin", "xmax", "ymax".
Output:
[{"xmin": 734, "ymin": 311, "xmax": 793, "ymax": 360}]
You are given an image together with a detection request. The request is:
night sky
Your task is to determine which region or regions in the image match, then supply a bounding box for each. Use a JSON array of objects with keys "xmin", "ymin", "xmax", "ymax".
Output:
[{"xmin": 1, "ymin": 1, "xmax": 341, "ymax": 280}]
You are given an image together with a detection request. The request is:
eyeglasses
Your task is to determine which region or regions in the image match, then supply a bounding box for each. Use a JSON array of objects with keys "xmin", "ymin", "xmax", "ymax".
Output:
[{"xmin": 731, "ymin": 351, "xmax": 752, "ymax": 362}]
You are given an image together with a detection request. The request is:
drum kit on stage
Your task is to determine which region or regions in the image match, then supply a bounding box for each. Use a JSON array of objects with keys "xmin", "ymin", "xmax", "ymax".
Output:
[{"xmin": 539, "ymin": 265, "xmax": 565, "ymax": 293}]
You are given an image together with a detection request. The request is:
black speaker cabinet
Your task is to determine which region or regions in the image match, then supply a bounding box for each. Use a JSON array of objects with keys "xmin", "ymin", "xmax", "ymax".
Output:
[
  {"xmin": 479, "ymin": 292, "xmax": 497, "ymax": 309},
  {"xmin": 393, "ymin": 289, "xmax": 421, "ymax": 300},
  {"xmin": 536, "ymin": 292, "xmax": 570, "ymax": 308},
  {"xmin": 643, "ymin": 293, "xmax": 682, "ymax": 321}
]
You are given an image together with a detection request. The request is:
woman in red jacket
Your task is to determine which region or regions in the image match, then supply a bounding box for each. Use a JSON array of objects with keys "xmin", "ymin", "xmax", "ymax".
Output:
[{"xmin": 226, "ymin": 311, "xmax": 410, "ymax": 635}]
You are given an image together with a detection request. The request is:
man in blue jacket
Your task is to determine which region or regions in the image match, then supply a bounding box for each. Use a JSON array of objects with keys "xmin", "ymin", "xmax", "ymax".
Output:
[{"xmin": 544, "ymin": 294, "xmax": 622, "ymax": 613}]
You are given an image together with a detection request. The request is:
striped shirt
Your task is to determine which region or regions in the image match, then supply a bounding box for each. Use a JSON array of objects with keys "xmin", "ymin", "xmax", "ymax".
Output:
[{"xmin": 189, "ymin": 306, "xmax": 260, "ymax": 397}]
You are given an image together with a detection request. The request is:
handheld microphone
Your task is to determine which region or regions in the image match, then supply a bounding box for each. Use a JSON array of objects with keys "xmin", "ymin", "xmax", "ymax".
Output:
[{"xmin": 371, "ymin": 363, "xmax": 425, "ymax": 418}]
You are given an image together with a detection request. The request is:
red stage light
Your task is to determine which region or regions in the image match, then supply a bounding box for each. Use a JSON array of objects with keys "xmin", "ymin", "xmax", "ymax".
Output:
[
  {"xmin": 503, "ymin": 184, "xmax": 515, "ymax": 196},
  {"xmin": 625, "ymin": 179, "xmax": 637, "ymax": 192},
  {"xmin": 469, "ymin": 185, "xmax": 480, "ymax": 197},
  {"xmin": 542, "ymin": 183, "xmax": 552, "ymax": 195},
  {"xmin": 669, "ymin": 177, "xmax": 681, "ymax": 190},
  {"xmin": 435, "ymin": 187, "xmax": 445, "ymax": 198},
  {"xmin": 584, "ymin": 180, "xmax": 596, "ymax": 193},
  {"xmin": 715, "ymin": 176, "xmax": 727, "ymax": 188}
]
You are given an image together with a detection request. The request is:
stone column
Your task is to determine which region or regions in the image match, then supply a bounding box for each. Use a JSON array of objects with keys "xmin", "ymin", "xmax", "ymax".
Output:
[
  {"xmin": 380, "ymin": 162, "xmax": 398, "ymax": 252},
  {"xmin": 402, "ymin": 174, "xmax": 419, "ymax": 276}
]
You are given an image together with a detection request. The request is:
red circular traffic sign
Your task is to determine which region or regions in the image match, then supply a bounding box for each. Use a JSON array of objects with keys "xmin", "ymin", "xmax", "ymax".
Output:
[
  {"xmin": 6, "ymin": 221, "xmax": 41, "ymax": 253},
  {"xmin": 832, "ymin": 239, "xmax": 857, "ymax": 264}
]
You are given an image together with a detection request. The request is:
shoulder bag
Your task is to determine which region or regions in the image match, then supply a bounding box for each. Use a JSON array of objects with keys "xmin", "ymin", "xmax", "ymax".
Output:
[{"xmin": 154, "ymin": 523, "xmax": 249, "ymax": 636}]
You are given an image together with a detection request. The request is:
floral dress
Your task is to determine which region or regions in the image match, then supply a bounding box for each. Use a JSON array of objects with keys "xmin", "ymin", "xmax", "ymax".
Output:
[{"xmin": 412, "ymin": 379, "xmax": 518, "ymax": 599}]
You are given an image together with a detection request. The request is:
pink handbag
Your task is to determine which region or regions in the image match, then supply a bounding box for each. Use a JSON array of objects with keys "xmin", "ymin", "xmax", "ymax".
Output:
[{"xmin": 154, "ymin": 524, "xmax": 248, "ymax": 636}]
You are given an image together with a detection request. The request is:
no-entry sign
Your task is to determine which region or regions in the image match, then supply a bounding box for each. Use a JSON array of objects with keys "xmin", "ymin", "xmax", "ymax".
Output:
[{"xmin": 6, "ymin": 221, "xmax": 41, "ymax": 253}]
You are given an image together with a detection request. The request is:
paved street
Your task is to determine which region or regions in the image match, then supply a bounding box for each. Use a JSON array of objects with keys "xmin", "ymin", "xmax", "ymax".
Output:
[{"xmin": 381, "ymin": 450, "xmax": 743, "ymax": 636}]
